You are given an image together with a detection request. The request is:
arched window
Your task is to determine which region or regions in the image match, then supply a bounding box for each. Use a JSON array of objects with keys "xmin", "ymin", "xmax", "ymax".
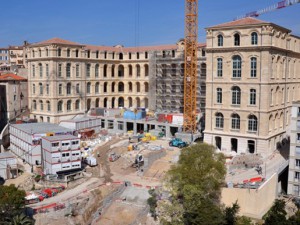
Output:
[
  {"xmin": 75, "ymin": 49, "xmax": 79, "ymax": 58},
  {"xmin": 76, "ymin": 64, "xmax": 80, "ymax": 77},
  {"xmin": 231, "ymin": 114, "xmax": 240, "ymax": 130},
  {"xmin": 57, "ymin": 101, "xmax": 63, "ymax": 112},
  {"xmin": 95, "ymin": 64, "xmax": 99, "ymax": 77},
  {"xmin": 66, "ymin": 83, "xmax": 71, "ymax": 95},
  {"xmin": 46, "ymin": 84, "xmax": 49, "ymax": 94},
  {"xmin": 58, "ymin": 84, "xmax": 62, "ymax": 95},
  {"xmin": 86, "ymin": 63, "xmax": 90, "ymax": 77},
  {"xmin": 217, "ymin": 88, "xmax": 222, "ymax": 103},
  {"xmin": 86, "ymin": 82, "xmax": 91, "ymax": 94},
  {"xmin": 217, "ymin": 35, "xmax": 223, "ymax": 47},
  {"xmin": 45, "ymin": 48, "xmax": 49, "ymax": 57},
  {"xmin": 96, "ymin": 51, "xmax": 99, "ymax": 58},
  {"xmin": 39, "ymin": 83, "xmax": 43, "ymax": 95},
  {"xmin": 144, "ymin": 65, "xmax": 149, "ymax": 77},
  {"xmin": 87, "ymin": 50, "xmax": 90, "ymax": 58},
  {"xmin": 67, "ymin": 100, "xmax": 72, "ymax": 111},
  {"xmin": 234, "ymin": 33, "xmax": 240, "ymax": 46},
  {"xmin": 144, "ymin": 82, "xmax": 149, "ymax": 92},
  {"xmin": 118, "ymin": 82, "xmax": 124, "ymax": 92},
  {"xmin": 111, "ymin": 82, "xmax": 115, "ymax": 92},
  {"xmin": 128, "ymin": 97, "xmax": 133, "ymax": 107},
  {"xmin": 76, "ymin": 83, "xmax": 80, "ymax": 94},
  {"xmin": 33, "ymin": 100, "xmax": 37, "ymax": 110},
  {"xmin": 39, "ymin": 63, "xmax": 42, "ymax": 77},
  {"xmin": 136, "ymin": 82, "xmax": 140, "ymax": 92},
  {"xmin": 104, "ymin": 82, "xmax": 108, "ymax": 93},
  {"xmin": 111, "ymin": 65, "xmax": 115, "ymax": 77},
  {"xmin": 46, "ymin": 64, "xmax": 49, "ymax": 77},
  {"xmin": 66, "ymin": 63, "xmax": 71, "ymax": 78},
  {"xmin": 40, "ymin": 100, "xmax": 43, "ymax": 111},
  {"xmin": 137, "ymin": 52, "xmax": 140, "ymax": 59},
  {"xmin": 103, "ymin": 65, "xmax": 107, "ymax": 77},
  {"xmin": 128, "ymin": 65, "xmax": 133, "ymax": 76},
  {"xmin": 32, "ymin": 84, "xmax": 36, "ymax": 94},
  {"xmin": 251, "ymin": 32, "xmax": 258, "ymax": 45},
  {"xmin": 39, "ymin": 49, "xmax": 42, "ymax": 57},
  {"xmin": 250, "ymin": 57, "xmax": 257, "ymax": 78},
  {"xmin": 128, "ymin": 82, "xmax": 133, "ymax": 92},
  {"xmin": 136, "ymin": 65, "xmax": 141, "ymax": 77},
  {"xmin": 129, "ymin": 52, "xmax": 132, "ymax": 59},
  {"xmin": 145, "ymin": 52, "xmax": 148, "ymax": 59},
  {"xmin": 75, "ymin": 100, "xmax": 80, "ymax": 110},
  {"xmin": 58, "ymin": 64, "xmax": 62, "ymax": 77},
  {"xmin": 248, "ymin": 115, "xmax": 258, "ymax": 131},
  {"xmin": 215, "ymin": 113, "xmax": 224, "ymax": 128},
  {"xmin": 217, "ymin": 58, "xmax": 223, "ymax": 77},
  {"xmin": 95, "ymin": 82, "xmax": 99, "ymax": 93},
  {"xmin": 232, "ymin": 86, "xmax": 241, "ymax": 105},
  {"xmin": 250, "ymin": 89, "xmax": 256, "ymax": 105},
  {"xmin": 118, "ymin": 65, "xmax": 124, "ymax": 77},
  {"xmin": 232, "ymin": 55, "xmax": 242, "ymax": 78},
  {"xmin": 47, "ymin": 101, "xmax": 50, "ymax": 111}
]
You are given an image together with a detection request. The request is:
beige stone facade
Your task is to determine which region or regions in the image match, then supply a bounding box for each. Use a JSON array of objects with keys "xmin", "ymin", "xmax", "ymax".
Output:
[
  {"xmin": 204, "ymin": 18, "xmax": 300, "ymax": 156},
  {"xmin": 26, "ymin": 38, "xmax": 205, "ymax": 124}
]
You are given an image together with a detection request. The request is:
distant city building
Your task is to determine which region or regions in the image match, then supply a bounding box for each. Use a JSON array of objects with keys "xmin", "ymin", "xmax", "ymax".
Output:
[
  {"xmin": 10, "ymin": 123, "xmax": 73, "ymax": 166},
  {"xmin": 0, "ymin": 73, "xmax": 28, "ymax": 131},
  {"xmin": 0, "ymin": 48, "xmax": 9, "ymax": 71},
  {"xmin": 41, "ymin": 135, "xmax": 81, "ymax": 175},
  {"xmin": 8, "ymin": 45, "xmax": 25, "ymax": 71},
  {"xmin": 288, "ymin": 102, "xmax": 300, "ymax": 196},
  {"xmin": 204, "ymin": 17, "xmax": 300, "ymax": 156}
]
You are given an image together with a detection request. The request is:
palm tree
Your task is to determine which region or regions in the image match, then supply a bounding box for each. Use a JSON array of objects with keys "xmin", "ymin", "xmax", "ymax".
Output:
[{"xmin": 10, "ymin": 213, "xmax": 34, "ymax": 225}]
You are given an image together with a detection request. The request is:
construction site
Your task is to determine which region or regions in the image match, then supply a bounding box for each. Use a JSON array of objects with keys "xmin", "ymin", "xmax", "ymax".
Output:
[{"xmin": 0, "ymin": 0, "xmax": 300, "ymax": 224}]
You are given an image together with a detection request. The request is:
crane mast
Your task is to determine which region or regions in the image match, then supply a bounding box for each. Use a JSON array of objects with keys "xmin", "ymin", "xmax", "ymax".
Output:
[{"xmin": 183, "ymin": 0, "xmax": 198, "ymax": 132}]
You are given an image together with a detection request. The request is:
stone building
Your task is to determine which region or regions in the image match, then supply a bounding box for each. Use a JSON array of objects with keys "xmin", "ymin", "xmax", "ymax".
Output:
[
  {"xmin": 204, "ymin": 17, "xmax": 300, "ymax": 156},
  {"xmin": 25, "ymin": 38, "xmax": 207, "ymax": 124}
]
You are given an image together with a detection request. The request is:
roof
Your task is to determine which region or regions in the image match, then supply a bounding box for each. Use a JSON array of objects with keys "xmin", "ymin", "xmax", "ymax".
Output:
[
  {"xmin": 0, "ymin": 152, "xmax": 16, "ymax": 159},
  {"xmin": 61, "ymin": 116, "xmax": 98, "ymax": 123},
  {"xmin": 30, "ymin": 37, "xmax": 84, "ymax": 47},
  {"xmin": 0, "ymin": 73, "xmax": 27, "ymax": 81},
  {"xmin": 11, "ymin": 123, "xmax": 73, "ymax": 135},
  {"xmin": 208, "ymin": 17, "xmax": 268, "ymax": 29},
  {"xmin": 42, "ymin": 135, "xmax": 79, "ymax": 142}
]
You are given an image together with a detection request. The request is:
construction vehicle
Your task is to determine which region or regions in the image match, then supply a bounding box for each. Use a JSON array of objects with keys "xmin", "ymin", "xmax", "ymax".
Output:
[
  {"xmin": 132, "ymin": 154, "xmax": 144, "ymax": 168},
  {"xmin": 109, "ymin": 152, "xmax": 120, "ymax": 162},
  {"xmin": 169, "ymin": 138, "xmax": 188, "ymax": 148}
]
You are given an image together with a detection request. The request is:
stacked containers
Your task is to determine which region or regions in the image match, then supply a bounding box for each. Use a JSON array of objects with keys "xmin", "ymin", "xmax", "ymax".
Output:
[
  {"xmin": 172, "ymin": 114, "xmax": 184, "ymax": 126},
  {"xmin": 123, "ymin": 110, "xmax": 146, "ymax": 120},
  {"xmin": 157, "ymin": 113, "xmax": 166, "ymax": 122},
  {"xmin": 166, "ymin": 114, "xmax": 173, "ymax": 123}
]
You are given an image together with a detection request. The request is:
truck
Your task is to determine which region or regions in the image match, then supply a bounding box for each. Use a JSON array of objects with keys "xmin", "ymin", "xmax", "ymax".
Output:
[
  {"xmin": 85, "ymin": 156, "xmax": 98, "ymax": 166},
  {"xmin": 169, "ymin": 138, "xmax": 188, "ymax": 148}
]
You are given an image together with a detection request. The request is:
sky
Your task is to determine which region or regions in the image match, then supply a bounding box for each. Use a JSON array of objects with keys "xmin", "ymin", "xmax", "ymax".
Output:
[{"xmin": 0, "ymin": 0, "xmax": 299, "ymax": 47}]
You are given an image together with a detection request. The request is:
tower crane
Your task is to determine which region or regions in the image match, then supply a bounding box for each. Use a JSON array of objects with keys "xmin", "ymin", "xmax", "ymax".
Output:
[
  {"xmin": 183, "ymin": 0, "xmax": 198, "ymax": 133},
  {"xmin": 235, "ymin": 0, "xmax": 300, "ymax": 20}
]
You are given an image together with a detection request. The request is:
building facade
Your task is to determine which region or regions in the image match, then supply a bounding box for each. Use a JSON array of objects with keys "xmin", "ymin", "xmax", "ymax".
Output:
[
  {"xmin": 41, "ymin": 135, "xmax": 81, "ymax": 175},
  {"xmin": 25, "ymin": 38, "xmax": 207, "ymax": 124},
  {"xmin": 8, "ymin": 45, "xmax": 25, "ymax": 70},
  {"xmin": 0, "ymin": 48, "xmax": 9, "ymax": 71},
  {"xmin": 204, "ymin": 18, "xmax": 300, "ymax": 156}
]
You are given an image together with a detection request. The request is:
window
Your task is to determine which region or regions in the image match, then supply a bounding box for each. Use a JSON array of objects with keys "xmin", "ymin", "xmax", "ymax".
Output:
[
  {"xmin": 32, "ymin": 50, "xmax": 35, "ymax": 58},
  {"xmin": 217, "ymin": 58, "xmax": 223, "ymax": 77},
  {"xmin": 145, "ymin": 52, "xmax": 148, "ymax": 59},
  {"xmin": 67, "ymin": 49, "xmax": 70, "ymax": 57},
  {"xmin": 218, "ymin": 35, "xmax": 223, "ymax": 47},
  {"xmin": 39, "ymin": 83, "xmax": 43, "ymax": 95},
  {"xmin": 58, "ymin": 84, "xmax": 62, "ymax": 95},
  {"xmin": 119, "ymin": 53, "xmax": 123, "ymax": 60},
  {"xmin": 46, "ymin": 84, "xmax": 49, "ymax": 94},
  {"xmin": 129, "ymin": 52, "xmax": 131, "ymax": 59},
  {"xmin": 232, "ymin": 86, "xmax": 241, "ymax": 105},
  {"xmin": 66, "ymin": 63, "xmax": 71, "ymax": 78},
  {"xmin": 76, "ymin": 84, "xmax": 80, "ymax": 94},
  {"xmin": 295, "ymin": 172, "xmax": 300, "ymax": 179},
  {"xmin": 296, "ymin": 159, "xmax": 300, "ymax": 167},
  {"xmin": 87, "ymin": 50, "xmax": 90, "ymax": 58},
  {"xmin": 216, "ymin": 88, "xmax": 222, "ymax": 103},
  {"xmin": 248, "ymin": 115, "xmax": 258, "ymax": 131},
  {"xmin": 47, "ymin": 101, "xmax": 50, "ymax": 111},
  {"xmin": 86, "ymin": 64, "xmax": 90, "ymax": 77},
  {"xmin": 103, "ymin": 65, "xmax": 107, "ymax": 77},
  {"xmin": 137, "ymin": 52, "xmax": 140, "ymax": 59},
  {"xmin": 75, "ymin": 100, "xmax": 80, "ymax": 110},
  {"xmin": 232, "ymin": 55, "xmax": 242, "ymax": 78},
  {"xmin": 32, "ymin": 65, "xmax": 35, "ymax": 77},
  {"xmin": 58, "ymin": 64, "xmax": 62, "ymax": 77},
  {"xmin": 39, "ymin": 64, "xmax": 43, "ymax": 77},
  {"xmin": 39, "ymin": 49, "xmax": 42, "ymax": 57},
  {"xmin": 87, "ymin": 82, "xmax": 91, "ymax": 94},
  {"xmin": 57, "ymin": 101, "xmax": 63, "ymax": 112},
  {"xmin": 251, "ymin": 57, "xmax": 257, "ymax": 78},
  {"xmin": 96, "ymin": 51, "xmax": 99, "ymax": 58},
  {"xmin": 250, "ymin": 89, "xmax": 256, "ymax": 105},
  {"xmin": 66, "ymin": 83, "xmax": 71, "ymax": 95},
  {"xmin": 33, "ymin": 100, "xmax": 36, "ymax": 110},
  {"xmin": 52, "ymin": 142, "xmax": 59, "ymax": 147},
  {"xmin": 46, "ymin": 64, "xmax": 49, "ymax": 77},
  {"xmin": 95, "ymin": 64, "xmax": 99, "ymax": 77},
  {"xmin": 40, "ymin": 100, "xmax": 43, "ymax": 111},
  {"xmin": 32, "ymin": 84, "xmax": 36, "ymax": 94},
  {"xmin": 75, "ymin": 49, "xmax": 79, "ymax": 58},
  {"xmin": 67, "ymin": 100, "xmax": 71, "ymax": 111},
  {"xmin": 215, "ymin": 113, "xmax": 224, "ymax": 128},
  {"xmin": 58, "ymin": 48, "xmax": 61, "ymax": 57},
  {"xmin": 76, "ymin": 64, "xmax": 80, "ymax": 77},
  {"xmin": 231, "ymin": 114, "xmax": 240, "ymax": 130},
  {"xmin": 234, "ymin": 33, "xmax": 240, "ymax": 46},
  {"xmin": 104, "ymin": 51, "xmax": 107, "ymax": 59},
  {"xmin": 45, "ymin": 48, "xmax": 49, "ymax": 56},
  {"xmin": 95, "ymin": 82, "xmax": 99, "ymax": 93},
  {"xmin": 251, "ymin": 32, "xmax": 258, "ymax": 45}
]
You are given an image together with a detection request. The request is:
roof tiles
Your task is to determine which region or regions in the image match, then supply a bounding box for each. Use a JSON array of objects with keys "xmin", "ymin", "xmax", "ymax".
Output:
[
  {"xmin": 209, "ymin": 17, "xmax": 268, "ymax": 29},
  {"xmin": 0, "ymin": 73, "xmax": 27, "ymax": 81}
]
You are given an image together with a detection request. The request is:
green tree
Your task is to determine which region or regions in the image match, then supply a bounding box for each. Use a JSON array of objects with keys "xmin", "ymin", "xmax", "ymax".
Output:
[
  {"xmin": 263, "ymin": 199, "xmax": 289, "ymax": 225},
  {"xmin": 161, "ymin": 143, "xmax": 227, "ymax": 225},
  {"xmin": 288, "ymin": 210, "xmax": 300, "ymax": 225},
  {"xmin": 147, "ymin": 189, "xmax": 158, "ymax": 219},
  {"xmin": 10, "ymin": 213, "xmax": 34, "ymax": 225},
  {"xmin": 224, "ymin": 202, "xmax": 240, "ymax": 225},
  {"xmin": 0, "ymin": 184, "xmax": 26, "ymax": 224}
]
